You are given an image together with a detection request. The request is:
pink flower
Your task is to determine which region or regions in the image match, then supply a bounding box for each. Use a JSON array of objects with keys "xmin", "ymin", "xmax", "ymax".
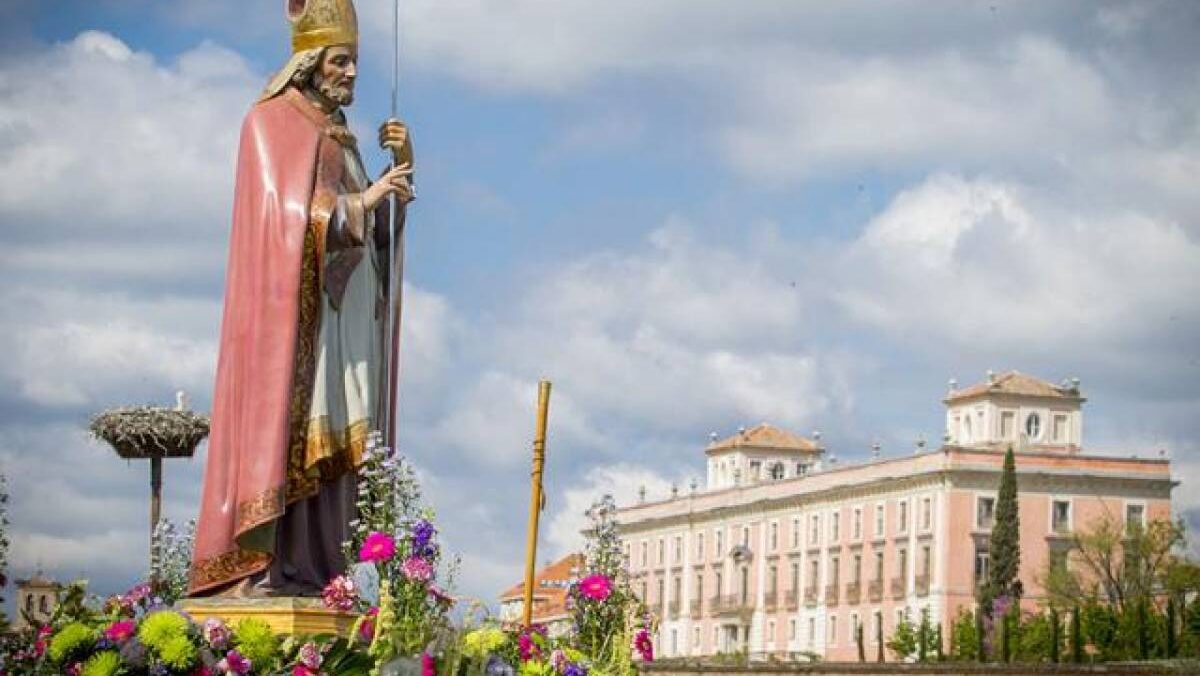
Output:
[
  {"xmin": 421, "ymin": 652, "xmax": 436, "ymax": 676},
  {"xmin": 218, "ymin": 650, "xmax": 253, "ymax": 675},
  {"xmin": 359, "ymin": 532, "xmax": 397, "ymax": 563},
  {"xmin": 65, "ymin": 663, "xmax": 82, "ymax": 676},
  {"xmin": 202, "ymin": 617, "xmax": 232, "ymax": 649},
  {"xmin": 578, "ymin": 574, "xmax": 612, "ymax": 602},
  {"xmin": 104, "ymin": 619, "xmax": 136, "ymax": 643},
  {"xmin": 517, "ymin": 626, "xmax": 545, "ymax": 662},
  {"xmin": 401, "ymin": 556, "xmax": 434, "ymax": 582},
  {"xmin": 634, "ymin": 628, "xmax": 654, "ymax": 662},
  {"xmin": 298, "ymin": 641, "xmax": 323, "ymax": 669},
  {"xmin": 358, "ymin": 607, "xmax": 379, "ymax": 642},
  {"xmin": 292, "ymin": 667, "xmax": 319, "ymax": 676},
  {"xmin": 321, "ymin": 575, "xmax": 359, "ymax": 612}
]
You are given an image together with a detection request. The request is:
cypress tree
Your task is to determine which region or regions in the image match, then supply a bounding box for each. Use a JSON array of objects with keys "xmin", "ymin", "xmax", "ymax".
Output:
[
  {"xmin": 1050, "ymin": 607, "xmax": 1060, "ymax": 663},
  {"xmin": 975, "ymin": 610, "xmax": 987, "ymax": 662},
  {"xmin": 877, "ymin": 616, "xmax": 885, "ymax": 662},
  {"xmin": 935, "ymin": 624, "xmax": 944, "ymax": 662},
  {"xmin": 1000, "ymin": 610, "xmax": 1011, "ymax": 663},
  {"xmin": 1070, "ymin": 606, "xmax": 1083, "ymax": 663},
  {"xmin": 984, "ymin": 447, "xmax": 1022, "ymax": 615},
  {"xmin": 1166, "ymin": 597, "xmax": 1177, "ymax": 659},
  {"xmin": 1136, "ymin": 598, "xmax": 1150, "ymax": 660},
  {"xmin": 918, "ymin": 613, "xmax": 928, "ymax": 662}
]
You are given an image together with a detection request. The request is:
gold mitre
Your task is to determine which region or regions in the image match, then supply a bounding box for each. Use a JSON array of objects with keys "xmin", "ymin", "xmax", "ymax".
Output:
[{"xmin": 288, "ymin": 0, "xmax": 358, "ymax": 53}]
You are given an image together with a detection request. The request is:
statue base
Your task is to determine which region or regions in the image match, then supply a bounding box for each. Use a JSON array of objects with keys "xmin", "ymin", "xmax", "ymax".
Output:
[{"xmin": 176, "ymin": 597, "xmax": 356, "ymax": 637}]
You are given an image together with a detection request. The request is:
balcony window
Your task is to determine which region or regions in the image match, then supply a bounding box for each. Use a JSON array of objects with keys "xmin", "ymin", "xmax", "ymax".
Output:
[
  {"xmin": 657, "ymin": 539, "xmax": 665, "ymax": 565},
  {"xmin": 831, "ymin": 512, "xmax": 841, "ymax": 542},
  {"xmin": 1053, "ymin": 500, "xmax": 1071, "ymax": 534},
  {"xmin": 828, "ymin": 615, "xmax": 838, "ymax": 645},
  {"xmin": 874, "ymin": 551, "xmax": 884, "ymax": 581},
  {"xmin": 921, "ymin": 497, "xmax": 932, "ymax": 530},
  {"xmin": 851, "ymin": 508, "xmax": 862, "ymax": 540},
  {"xmin": 789, "ymin": 619, "xmax": 797, "ymax": 641},
  {"xmin": 791, "ymin": 562, "xmax": 800, "ymax": 592},
  {"xmin": 829, "ymin": 555, "xmax": 840, "ymax": 586},
  {"xmin": 852, "ymin": 554, "xmax": 862, "ymax": 583},
  {"xmin": 770, "ymin": 522, "xmax": 778, "ymax": 551},
  {"xmin": 769, "ymin": 462, "xmax": 785, "ymax": 480},
  {"xmin": 768, "ymin": 564, "xmax": 778, "ymax": 594},
  {"xmin": 977, "ymin": 496, "xmax": 996, "ymax": 530},
  {"xmin": 640, "ymin": 541, "xmax": 648, "ymax": 567},
  {"xmin": 875, "ymin": 504, "xmax": 885, "ymax": 537},
  {"xmin": 674, "ymin": 536, "xmax": 682, "ymax": 562},
  {"xmin": 791, "ymin": 518, "xmax": 800, "ymax": 548},
  {"xmin": 1025, "ymin": 412, "xmax": 1042, "ymax": 440},
  {"xmin": 810, "ymin": 515, "xmax": 821, "ymax": 545},
  {"xmin": 897, "ymin": 548, "xmax": 907, "ymax": 579},
  {"xmin": 898, "ymin": 500, "xmax": 908, "ymax": 533}
]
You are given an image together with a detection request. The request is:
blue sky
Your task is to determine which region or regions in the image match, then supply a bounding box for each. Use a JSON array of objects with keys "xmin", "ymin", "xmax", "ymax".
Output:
[{"xmin": 1, "ymin": 0, "xmax": 1198, "ymax": 609}]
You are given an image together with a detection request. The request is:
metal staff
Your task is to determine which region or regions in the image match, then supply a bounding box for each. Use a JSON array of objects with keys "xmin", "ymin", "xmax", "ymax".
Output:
[{"xmin": 382, "ymin": 0, "xmax": 408, "ymax": 449}]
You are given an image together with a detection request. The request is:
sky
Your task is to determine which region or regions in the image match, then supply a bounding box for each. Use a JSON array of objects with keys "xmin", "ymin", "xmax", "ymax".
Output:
[{"xmin": 0, "ymin": 0, "xmax": 1198, "ymax": 611}]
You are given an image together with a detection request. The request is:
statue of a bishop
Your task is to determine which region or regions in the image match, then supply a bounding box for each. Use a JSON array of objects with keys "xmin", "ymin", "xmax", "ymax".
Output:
[{"xmin": 188, "ymin": 0, "xmax": 414, "ymax": 596}]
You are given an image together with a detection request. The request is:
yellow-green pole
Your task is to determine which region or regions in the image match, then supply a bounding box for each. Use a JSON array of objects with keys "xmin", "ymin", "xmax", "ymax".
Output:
[{"xmin": 522, "ymin": 380, "xmax": 552, "ymax": 627}]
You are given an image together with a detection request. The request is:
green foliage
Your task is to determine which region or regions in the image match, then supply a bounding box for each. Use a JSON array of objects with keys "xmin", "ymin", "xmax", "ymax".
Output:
[
  {"xmin": 233, "ymin": 617, "xmax": 280, "ymax": 670},
  {"xmin": 887, "ymin": 613, "xmax": 917, "ymax": 660},
  {"xmin": 81, "ymin": 650, "xmax": 122, "ymax": 676},
  {"xmin": 49, "ymin": 622, "xmax": 97, "ymax": 663},
  {"xmin": 150, "ymin": 518, "xmax": 195, "ymax": 605},
  {"xmin": 461, "ymin": 626, "xmax": 508, "ymax": 660},
  {"xmin": 136, "ymin": 610, "xmax": 189, "ymax": 651},
  {"xmin": 1070, "ymin": 606, "xmax": 1083, "ymax": 663},
  {"xmin": 982, "ymin": 447, "xmax": 1022, "ymax": 614},
  {"xmin": 1013, "ymin": 610, "xmax": 1062, "ymax": 663}
]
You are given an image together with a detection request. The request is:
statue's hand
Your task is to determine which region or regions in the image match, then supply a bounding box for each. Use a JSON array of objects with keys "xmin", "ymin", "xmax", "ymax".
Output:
[
  {"xmin": 363, "ymin": 164, "xmax": 414, "ymax": 211},
  {"xmin": 378, "ymin": 118, "xmax": 413, "ymax": 167}
]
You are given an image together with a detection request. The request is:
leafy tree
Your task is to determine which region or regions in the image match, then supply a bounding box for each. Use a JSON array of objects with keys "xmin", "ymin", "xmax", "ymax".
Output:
[
  {"xmin": 1049, "ymin": 606, "xmax": 1060, "ymax": 663},
  {"xmin": 1043, "ymin": 517, "xmax": 1184, "ymax": 615},
  {"xmin": 981, "ymin": 447, "xmax": 1022, "ymax": 616},
  {"xmin": 887, "ymin": 613, "xmax": 917, "ymax": 661},
  {"xmin": 949, "ymin": 609, "xmax": 980, "ymax": 661}
]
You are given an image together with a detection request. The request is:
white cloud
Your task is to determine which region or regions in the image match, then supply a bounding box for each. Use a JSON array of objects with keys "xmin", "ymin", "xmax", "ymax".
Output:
[
  {"xmin": 545, "ymin": 463, "xmax": 676, "ymax": 559},
  {"xmin": 833, "ymin": 174, "xmax": 1200, "ymax": 361}
]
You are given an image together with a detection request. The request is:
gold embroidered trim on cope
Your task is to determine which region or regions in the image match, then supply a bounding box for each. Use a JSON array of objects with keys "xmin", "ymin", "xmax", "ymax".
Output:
[
  {"xmin": 188, "ymin": 548, "xmax": 272, "ymax": 593},
  {"xmin": 235, "ymin": 485, "xmax": 287, "ymax": 533},
  {"xmin": 306, "ymin": 416, "xmax": 368, "ymax": 471},
  {"xmin": 285, "ymin": 221, "xmax": 324, "ymax": 505}
]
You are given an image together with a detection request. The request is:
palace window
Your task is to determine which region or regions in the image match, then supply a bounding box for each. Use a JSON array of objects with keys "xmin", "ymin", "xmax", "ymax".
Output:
[
  {"xmin": 1000, "ymin": 411, "xmax": 1015, "ymax": 439},
  {"xmin": 897, "ymin": 548, "xmax": 908, "ymax": 580},
  {"xmin": 767, "ymin": 564, "xmax": 778, "ymax": 595},
  {"xmin": 789, "ymin": 619, "xmax": 797, "ymax": 641},
  {"xmin": 1053, "ymin": 414, "xmax": 1068, "ymax": 442},
  {"xmin": 674, "ymin": 536, "xmax": 682, "ymax": 562},
  {"xmin": 769, "ymin": 462, "xmax": 785, "ymax": 481},
  {"xmin": 977, "ymin": 496, "xmax": 996, "ymax": 530},
  {"xmin": 810, "ymin": 514, "xmax": 821, "ymax": 545},
  {"xmin": 1025, "ymin": 412, "xmax": 1042, "ymax": 440},
  {"xmin": 921, "ymin": 497, "xmax": 932, "ymax": 530},
  {"xmin": 852, "ymin": 507, "xmax": 862, "ymax": 540},
  {"xmin": 1126, "ymin": 503, "xmax": 1146, "ymax": 531},
  {"xmin": 1053, "ymin": 500, "xmax": 1072, "ymax": 534},
  {"xmin": 767, "ymin": 620, "xmax": 775, "ymax": 644},
  {"xmin": 874, "ymin": 551, "xmax": 884, "ymax": 581},
  {"xmin": 898, "ymin": 500, "xmax": 908, "ymax": 533},
  {"xmin": 657, "ymin": 538, "xmax": 665, "ymax": 565},
  {"xmin": 791, "ymin": 517, "xmax": 801, "ymax": 548},
  {"xmin": 829, "ymin": 555, "xmax": 840, "ymax": 586},
  {"xmin": 875, "ymin": 504, "xmax": 885, "ymax": 537},
  {"xmin": 715, "ymin": 529, "xmax": 724, "ymax": 556},
  {"xmin": 741, "ymin": 525, "xmax": 750, "ymax": 547},
  {"xmin": 696, "ymin": 533, "xmax": 704, "ymax": 561},
  {"xmin": 770, "ymin": 522, "xmax": 778, "ymax": 551},
  {"xmin": 831, "ymin": 511, "xmax": 841, "ymax": 542},
  {"xmin": 828, "ymin": 615, "xmax": 838, "ymax": 645},
  {"xmin": 852, "ymin": 553, "xmax": 862, "ymax": 583},
  {"xmin": 974, "ymin": 547, "xmax": 989, "ymax": 586},
  {"xmin": 791, "ymin": 562, "xmax": 800, "ymax": 592},
  {"xmin": 640, "ymin": 541, "xmax": 648, "ymax": 567}
]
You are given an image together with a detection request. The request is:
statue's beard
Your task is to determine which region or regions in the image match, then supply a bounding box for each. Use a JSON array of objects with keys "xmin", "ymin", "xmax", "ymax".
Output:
[
  {"xmin": 310, "ymin": 73, "xmax": 354, "ymax": 108},
  {"xmin": 318, "ymin": 79, "xmax": 354, "ymax": 107}
]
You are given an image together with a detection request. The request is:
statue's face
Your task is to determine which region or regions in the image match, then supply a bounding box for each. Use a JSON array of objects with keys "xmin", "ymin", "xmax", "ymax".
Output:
[{"xmin": 313, "ymin": 44, "xmax": 357, "ymax": 107}]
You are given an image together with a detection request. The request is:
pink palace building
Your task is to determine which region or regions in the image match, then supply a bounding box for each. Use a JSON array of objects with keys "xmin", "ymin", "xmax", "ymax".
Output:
[{"xmin": 614, "ymin": 371, "xmax": 1176, "ymax": 661}]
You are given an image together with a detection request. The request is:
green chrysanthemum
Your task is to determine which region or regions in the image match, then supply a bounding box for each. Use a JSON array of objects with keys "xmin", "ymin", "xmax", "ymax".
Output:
[
  {"xmin": 233, "ymin": 618, "xmax": 279, "ymax": 668},
  {"xmin": 159, "ymin": 635, "xmax": 197, "ymax": 670},
  {"xmin": 82, "ymin": 650, "xmax": 122, "ymax": 676},
  {"xmin": 462, "ymin": 627, "xmax": 508, "ymax": 658},
  {"xmin": 48, "ymin": 622, "xmax": 98, "ymax": 663},
  {"xmin": 137, "ymin": 611, "xmax": 190, "ymax": 651}
]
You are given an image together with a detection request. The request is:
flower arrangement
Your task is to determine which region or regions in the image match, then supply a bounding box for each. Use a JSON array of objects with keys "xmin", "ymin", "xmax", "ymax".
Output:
[{"xmin": 150, "ymin": 518, "xmax": 196, "ymax": 605}]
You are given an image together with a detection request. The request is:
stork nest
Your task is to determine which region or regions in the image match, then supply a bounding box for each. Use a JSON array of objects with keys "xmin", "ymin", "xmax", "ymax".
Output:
[{"xmin": 89, "ymin": 406, "xmax": 210, "ymax": 459}]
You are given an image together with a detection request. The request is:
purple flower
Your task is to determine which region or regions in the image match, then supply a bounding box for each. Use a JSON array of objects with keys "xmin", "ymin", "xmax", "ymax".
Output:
[
  {"xmin": 412, "ymin": 519, "xmax": 436, "ymax": 554},
  {"xmin": 401, "ymin": 556, "xmax": 434, "ymax": 582},
  {"xmin": 218, "ymin": 650, "xmax": 252, "ymax": 675},
  {"xmin": 564, "ymin": 663, "xmax": 588, "ymax": 676}
]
